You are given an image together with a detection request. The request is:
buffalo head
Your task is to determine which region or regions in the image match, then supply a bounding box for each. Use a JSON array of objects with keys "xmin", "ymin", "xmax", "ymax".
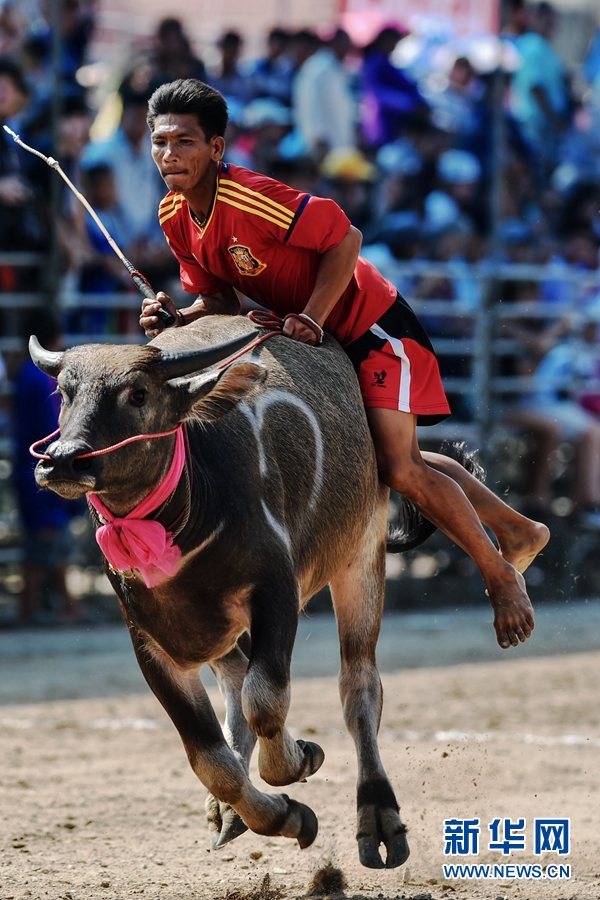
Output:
[{"xmin": 29, "ymin": 330, "xmax": 266, "ymax": 509}]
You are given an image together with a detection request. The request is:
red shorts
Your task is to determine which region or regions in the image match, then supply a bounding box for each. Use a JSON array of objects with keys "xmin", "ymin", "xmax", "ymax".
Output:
[{"xmin": 344, "ymin": 295, "xmax": 451, "ymax": 425}]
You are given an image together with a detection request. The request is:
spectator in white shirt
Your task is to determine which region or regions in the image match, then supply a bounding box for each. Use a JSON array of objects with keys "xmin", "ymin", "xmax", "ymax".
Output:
[{"xmin": 293, "ymin": 28, "xmax": 357, "ymax": 162}]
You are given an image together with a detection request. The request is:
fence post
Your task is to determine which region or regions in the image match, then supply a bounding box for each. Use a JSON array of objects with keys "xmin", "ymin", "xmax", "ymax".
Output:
[{"xmin": 473, "ymin": 267, "xmax": 495, "ymax": 469}]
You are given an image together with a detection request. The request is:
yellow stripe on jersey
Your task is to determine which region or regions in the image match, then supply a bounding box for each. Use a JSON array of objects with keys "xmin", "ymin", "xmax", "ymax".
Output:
[
  {"xmin": 159, "ymin": 192, "xmax": 183, "ymax": 209},
  {"xmin": 217, "ymin": 194, "xmax": 293, "ymax": 229},
  {"xmin": 217, "ymin": 186, "xmax": 292, "ymax": 229},
  {"xmin": 219, "ymin": 178, "xmax": 295, "ymax": 222},
  {"xmin": 158, "ymin": 193, "xmax": 183, "ymax": 217},
  {"xmin": 159, "ymin": 202, "xmax": 184, "ymax": 225}
]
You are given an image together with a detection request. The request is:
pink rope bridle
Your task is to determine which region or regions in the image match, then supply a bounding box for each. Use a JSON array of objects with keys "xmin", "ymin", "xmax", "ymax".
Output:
[
  {"xmin": 29, "ymin": 425, "xmax": 180, "ymax": 460},
  {"xmin": 27, "ymin": 311, "xmax": 319, "ymax": 586}
]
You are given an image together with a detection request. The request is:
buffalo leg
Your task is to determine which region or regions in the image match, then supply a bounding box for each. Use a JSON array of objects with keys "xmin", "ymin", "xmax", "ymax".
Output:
[
  {"xmin": 243, "ymin": 577, "xmax": 325, "ymax": 787},
  {"xmin": 329, "ymin": 515, "xmax": 409, "ymax": 869},
  {"xmin": 129, "ymin": 628, "xmax": 318, "ymax": 849},
  {"xmin": 206, "ymin": 643, "xmax": 256, "ymax": 848}
]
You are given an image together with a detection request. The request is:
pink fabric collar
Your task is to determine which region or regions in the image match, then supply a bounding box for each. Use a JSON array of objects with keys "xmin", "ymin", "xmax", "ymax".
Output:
[{"xmin": 88, "ymin": 426, "xmax": 186, "ymax": 588}]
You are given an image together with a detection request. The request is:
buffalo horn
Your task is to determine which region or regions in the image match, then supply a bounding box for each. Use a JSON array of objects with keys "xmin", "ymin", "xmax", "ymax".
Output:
[
  {"xmin": 29, "ymin": 335, "xmax": 64, "ymax": 377},
  {"xmin": 158, "ymin": 331, "xmax": 259, "ymax": 380}
]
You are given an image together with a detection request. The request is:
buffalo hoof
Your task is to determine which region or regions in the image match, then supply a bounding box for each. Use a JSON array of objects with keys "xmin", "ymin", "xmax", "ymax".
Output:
[
  {"xmin": 281, "ymin": 796, "xmax": 318, "ymax": 849},
  {"xmin": 296, "ymin": 739, "xmax": 325, "ymax": 781},
  {"xmin": 358, "ymin": 825, "xmax": 410, "ymax": 869},
  {"xmin": 260, "ymin": 738, "xmax": 325, "ymax": 787},
  {"xmin": 356, "ymin": 778, "xmax": 410, "ymax": 869},
  {"xmin": 205, "ymin": 794, "xmax": 248, "ymax": 849}
]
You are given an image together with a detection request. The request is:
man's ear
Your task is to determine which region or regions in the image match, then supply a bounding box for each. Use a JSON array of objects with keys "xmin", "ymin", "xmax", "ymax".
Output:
[
  {"xmin": 211, "ymin": 135, "xmax": 226, "ymax": 161},
  {"xmin": 167, "ymin": 361, "xmax": 267, "ymax": 422}
]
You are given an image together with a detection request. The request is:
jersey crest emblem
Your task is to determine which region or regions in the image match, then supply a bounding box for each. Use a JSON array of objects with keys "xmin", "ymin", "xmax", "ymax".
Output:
[{"xmin": 228, "ymin": 244, "xmax": 267, "ymax": 276}]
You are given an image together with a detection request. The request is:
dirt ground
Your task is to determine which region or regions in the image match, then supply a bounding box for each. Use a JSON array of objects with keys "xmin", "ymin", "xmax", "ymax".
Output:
[{"xmin": 1, "ymin": 651, "xmax": 599, "ymax": 900}]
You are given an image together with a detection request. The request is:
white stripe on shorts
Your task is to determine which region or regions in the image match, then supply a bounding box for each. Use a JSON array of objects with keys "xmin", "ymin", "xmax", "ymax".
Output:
[{"xmin": 369, "ymin": 322, "xmax": 412, "ymax": 412}]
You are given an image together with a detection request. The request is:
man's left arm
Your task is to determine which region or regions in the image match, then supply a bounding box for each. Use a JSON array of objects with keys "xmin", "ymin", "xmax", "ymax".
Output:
[{"xmin": 282, "ymin": 225, "xmax": 362, "ymax": 344}]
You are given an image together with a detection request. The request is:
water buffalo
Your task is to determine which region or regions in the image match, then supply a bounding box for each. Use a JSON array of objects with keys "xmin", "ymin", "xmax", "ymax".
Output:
[{"xmin": 30, "ymin": 314, "xmax": 441, "ymax": 869}]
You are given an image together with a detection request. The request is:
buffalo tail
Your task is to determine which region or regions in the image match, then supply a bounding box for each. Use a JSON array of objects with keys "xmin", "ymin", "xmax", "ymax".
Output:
[{"xmin": 386, "ymin": 441, "xmax": 486, "ymax": 554}]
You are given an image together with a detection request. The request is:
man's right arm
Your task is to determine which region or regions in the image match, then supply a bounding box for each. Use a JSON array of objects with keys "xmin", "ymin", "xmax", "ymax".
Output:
[{"xmin": 140, "ymin": 286, "xmax": 241, "ymax": 338}]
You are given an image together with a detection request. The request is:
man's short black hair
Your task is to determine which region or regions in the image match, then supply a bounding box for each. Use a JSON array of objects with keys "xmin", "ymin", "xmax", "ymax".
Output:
[{"xmin": 147, "ymin": 79, "xmax": 228, "ymax": 138}]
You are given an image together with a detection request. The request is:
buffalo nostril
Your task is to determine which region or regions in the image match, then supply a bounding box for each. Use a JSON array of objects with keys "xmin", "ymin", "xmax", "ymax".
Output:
[{"xmin": 72, "ymin": 457, "xmax": 92, "ymax": 471}]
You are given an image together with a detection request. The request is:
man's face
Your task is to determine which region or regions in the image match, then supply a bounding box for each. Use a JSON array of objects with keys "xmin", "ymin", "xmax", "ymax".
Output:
[{"xmin": 151, "ymin": 113, "xmax": 225, "ymax": 194}]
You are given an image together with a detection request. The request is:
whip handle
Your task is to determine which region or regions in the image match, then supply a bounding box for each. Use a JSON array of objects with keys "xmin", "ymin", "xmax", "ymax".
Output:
[{"xmin": 123, "ymin": 260, "xmax": 176, "ymax": 327}]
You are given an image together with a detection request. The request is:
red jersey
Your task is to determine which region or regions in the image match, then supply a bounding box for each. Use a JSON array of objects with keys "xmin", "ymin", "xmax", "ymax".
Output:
[{"xmin": 158, "ymin": 162, "xmax": 396, "ymax": 347}]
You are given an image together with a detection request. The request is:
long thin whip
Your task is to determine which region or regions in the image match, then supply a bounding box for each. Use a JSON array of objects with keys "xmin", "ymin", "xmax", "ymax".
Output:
[{"xmin": 3, "ymin": 124, "xmax": 175, "ymax": 325}]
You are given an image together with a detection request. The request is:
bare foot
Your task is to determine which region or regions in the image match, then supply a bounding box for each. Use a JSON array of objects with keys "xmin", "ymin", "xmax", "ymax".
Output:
[
  {"xmin": 496, "ymin": 519, "xmax": 550, "ymax": 575},
  {"xmin": 487, "ymin": 569, "xmax": 535, "ymax": 649}
]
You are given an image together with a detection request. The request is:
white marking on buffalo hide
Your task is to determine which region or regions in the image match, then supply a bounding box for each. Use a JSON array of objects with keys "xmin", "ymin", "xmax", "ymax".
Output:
[
  {"xmin": 181, "ymin": 521, "xmax": 225, "ymax": 564},
  {"xmin": 239, "ymin": 389, "xmax": 324, "ymax": 550}
]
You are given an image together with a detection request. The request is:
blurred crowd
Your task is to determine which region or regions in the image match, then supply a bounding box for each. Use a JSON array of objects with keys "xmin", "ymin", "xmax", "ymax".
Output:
[
  {"xmin": 3, "ymin": 0, "xmax": 600, "ymax": 614},
  {"xmin": 2, "ymin": 1, "xmax": 600, "ymax": 286}
]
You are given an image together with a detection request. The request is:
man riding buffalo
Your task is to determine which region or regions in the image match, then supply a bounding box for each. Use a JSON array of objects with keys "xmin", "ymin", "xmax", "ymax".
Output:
[{"xmin": 140, "ymin": 78, "xmax": 549, "ymax": 650}]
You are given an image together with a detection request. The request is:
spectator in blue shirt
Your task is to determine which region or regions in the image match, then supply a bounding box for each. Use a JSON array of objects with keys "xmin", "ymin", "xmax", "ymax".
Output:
[
  {"xmin": 510, "ymin": 2, "xmax": 572, "ymax": 179},
  {"xmin": 248, "ymin": 28, "xmax": 295, "ymax": 107},
  {"xmin": 361, "ymin": 26, "xmax": 428, "ymax": 148},
  {"xmin": 13, "ymin": 311, "xmax": 80, "ymax": 625}
]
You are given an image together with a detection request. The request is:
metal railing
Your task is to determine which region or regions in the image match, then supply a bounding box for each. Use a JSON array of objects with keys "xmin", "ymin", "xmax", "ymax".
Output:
[
  {"xmin": 373, "ymin": 259, "xmax": 600, "ymax": 454},
  {"xmin": 2, "ymin": 251, "xmax": 600, "ymax": 611}
]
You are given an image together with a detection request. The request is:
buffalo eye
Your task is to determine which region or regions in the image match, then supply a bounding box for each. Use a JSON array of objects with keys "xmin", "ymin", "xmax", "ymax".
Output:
[{"xmin": 129, "ymin": 388, "xmax": 146, "ymax": 407}]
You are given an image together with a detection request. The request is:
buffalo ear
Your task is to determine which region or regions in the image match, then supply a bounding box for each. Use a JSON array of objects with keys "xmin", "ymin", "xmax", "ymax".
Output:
[{"xmin": 167, "ymin": 361, "xmax": 267, "ymax": 422}]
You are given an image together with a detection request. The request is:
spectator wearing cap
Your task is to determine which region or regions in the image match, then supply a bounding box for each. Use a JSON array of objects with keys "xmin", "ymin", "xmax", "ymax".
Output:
[
  {"xmin": 319, "ymin": 147, "xmax": 376, "ymax": 228},
  {"xmin": 247, "ymin": 28, "xmax": 295, "ymax": 107},
  {"xmin": 209, "ymin": 31, "xmax": 252, "ymax": 105},
  {"xmin": 293, "ymin": 28, "xmax": 357, "ymax": 162},
  {"xmin": 510, "ymin": 2, "xmax": 572, "ymax": 179},
  {"xmin": 360, "ymin": 26, "xmax": 429, "ymax": 148}
]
